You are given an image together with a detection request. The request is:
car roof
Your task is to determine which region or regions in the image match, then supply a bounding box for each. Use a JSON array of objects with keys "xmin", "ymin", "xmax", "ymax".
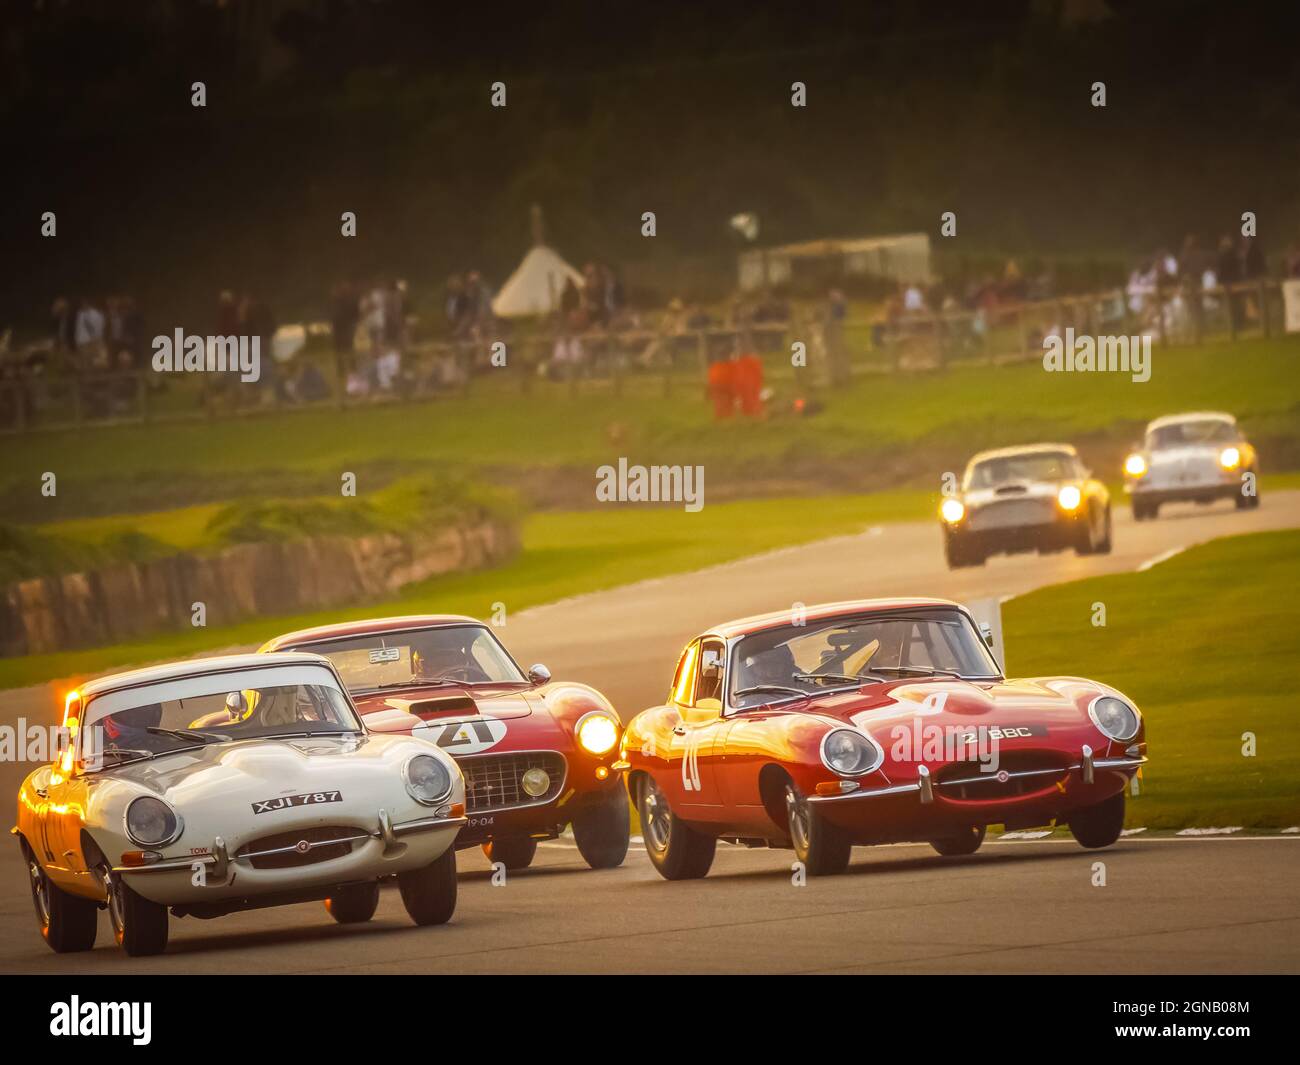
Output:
[
  {"xmin": 261, "ymin": 614, "xmax": 486, "ymax": 650},
  {"xmin": 1146, "ymin": 411, "xmax": 1236, "ymax": 431},
  {"xmin": 965, "ymin": 443, "xmax": 1078, "ymax": 466},
  {"xmin": 78, "ymin": 651, "xmax": 332, "ymax": 699},
  {"xmin": 707, "ymin": 598, "xmax": 965, "ymax": 640}
]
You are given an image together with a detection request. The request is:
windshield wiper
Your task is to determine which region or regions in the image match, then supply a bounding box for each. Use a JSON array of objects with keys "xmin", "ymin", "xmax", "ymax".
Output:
[
  {"xmin": 732, "ymin": 684, "xmax": 809, "ymax": 700},
  {"xmin": 869, "ymin": 665, "xmax": 964, "ymax": 678},
  {"xmin": 147, "ymin": 726, "xmax": 230, "ymax": 744},
  {"xmin": 791, "ymin": 671, "xmax": 881, "ymax": 686}
]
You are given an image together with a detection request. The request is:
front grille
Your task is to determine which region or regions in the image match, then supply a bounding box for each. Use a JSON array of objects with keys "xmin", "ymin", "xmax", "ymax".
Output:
[
  {"xmin": 936, "ymin": 751, "xmax": 1068, "ymax": 800},
  {"xmin": 236, "ymin": 825, "xmax": 364, "ymax": 870},
  {"xmin": 458, "ymin": 751, "xmax": 566, "ymax": 813},
  {"xmin": 968, "ymin": 498, "xmax": 1054, "ymax": 531}
]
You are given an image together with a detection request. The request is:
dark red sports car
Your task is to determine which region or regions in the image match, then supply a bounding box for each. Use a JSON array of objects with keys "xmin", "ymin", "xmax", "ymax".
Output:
[
  {"xmin": 619, "ymin": 598, "xmax": 1146, "ymax": 878},
  {"xmin": 262, "ymin": 615, "xmax": 629, "ymax": 871}
]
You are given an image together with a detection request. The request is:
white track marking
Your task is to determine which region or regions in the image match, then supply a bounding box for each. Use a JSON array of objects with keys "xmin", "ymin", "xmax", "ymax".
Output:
[
  {"xmin": 1120, "ymin": 827, "xmax": 1148, "ymax": 836},
  {"xmin": 1176, "ymin": 826, "xmax": 1243, "ymax": 836},
  {"xmin": 1137, "ymin": 545, "xmax": 1187, "ymax": 572}
]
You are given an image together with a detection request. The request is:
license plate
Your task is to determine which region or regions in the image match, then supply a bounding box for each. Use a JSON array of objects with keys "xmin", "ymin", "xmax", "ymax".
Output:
[{"xmin": 252, "ymin": 791, "xmax": 342, "ymax": 814}]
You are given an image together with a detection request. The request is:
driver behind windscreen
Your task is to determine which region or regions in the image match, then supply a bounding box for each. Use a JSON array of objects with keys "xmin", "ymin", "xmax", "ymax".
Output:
[
  {"xmin": 414, "ymin": 630, "xmax": 489, "ymax": 682},
  {"xmin": 99, "ymin": 703, "xmax": 173, "ymax": 753}
]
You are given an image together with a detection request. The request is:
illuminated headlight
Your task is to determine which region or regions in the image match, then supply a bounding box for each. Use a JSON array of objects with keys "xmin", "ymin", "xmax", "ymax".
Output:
[
  {"xmin": 1124, "ymin": 454, "xmax": 1147, "ymax": 477},
  {"xmin": 576, "ymin": 712, "xmax": 619, "ymax": 755},
  {"xmin": 1219, "ymin": 446, "xmax": 1241, "ymax": 470},
  {"xmin": 124, "ymin": 796, "xmax": 181, "ymax": 847},
  {"xmin": 940, "ymin": 498, "xmax": 966, "ymax": 524},
  {"xmin": 521, "ymin": 767, "xmax": 551, "ymax": 797},
  {"xmin": 820, "ymin": 729, "xmax": 883, "ymax": 777},
  {"xmin": 1057, "ymin": 485, "xmax": 1083, "ymax": 511},
  {"xmin": 404, "ymin": 754, "xmax": 452, "ymax": 805},
  {"xmin": 1089, "ymin": 696, "xmax": 1140, "ymax": 742}
]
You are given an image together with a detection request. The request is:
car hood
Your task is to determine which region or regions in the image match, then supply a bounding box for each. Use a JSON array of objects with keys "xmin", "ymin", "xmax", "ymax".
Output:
[
  {"xmin": 357, "ymin": 685, "xmax": 535, "ymax": 731},
  {"xmin": 963, "ymin": 481, "xmax": 1064, "ymax": 507}
]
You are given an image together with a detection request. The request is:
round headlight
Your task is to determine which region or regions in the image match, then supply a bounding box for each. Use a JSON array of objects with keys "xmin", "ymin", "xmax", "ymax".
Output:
[
  {"xmin": 1089, "ymin": 696, "xmax": 1139, "ymax": 742},
  {"xmin": 125, "ymin": 796, "xmax": 180, "ymax": 847},
  {"xmin": 1219, "ymin": 446, "xmax": 1241, "ymax": 470},
  {"xmin": 405, "ymin": 754, "xmax": 452, "ymax": 805},
  {"xmin": 1124, "ymin": 454, "xmax": 1147, "ymax": 477},
  {"xmin": 1057, "ymin": 485, "xmax": 1083, "ymax": 511},
  {"xmin": 940, "ymin": 498, "xmax": 965, "ymax": 524},
  {"xmin": 576, "ymin": 712, "xmax": 619, "ymax": 755},
  {"xmin": 521, "ymin": 767, "xmax": 551, "ymax": 797},
  {"xmin": 820, "ymin": 729, "xmax": 883, "ymax": 776}
]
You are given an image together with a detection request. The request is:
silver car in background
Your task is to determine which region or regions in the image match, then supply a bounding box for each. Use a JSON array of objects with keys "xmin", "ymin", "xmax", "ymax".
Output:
[{"xmin": 1123, "ymin": 411, "xmax": 1260, "ymax": 520}]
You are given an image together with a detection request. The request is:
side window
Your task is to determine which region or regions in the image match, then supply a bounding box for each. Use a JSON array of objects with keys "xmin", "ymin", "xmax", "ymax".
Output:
[
  {"xmin": 694, "ymin": 639, "xmax": 725, "ymax": 705},
  {"xmin": 671, "ymin": 641, "xmax": 699, "ymax": 705}
]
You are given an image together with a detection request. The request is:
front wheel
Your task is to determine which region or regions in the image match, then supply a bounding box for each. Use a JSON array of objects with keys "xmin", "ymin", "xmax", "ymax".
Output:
[
  {"xmin": 1068, "ymin": 791, "xmax": 1126, "ymax": 849},
  {"xmin": 930, "ymin": 825, "xmax": 986, "ymax": 856},
  {"xmin": 398, "ymin": 847, "xmax": 458, "ymax": 926},
  {"xmin": 481, "ymin": 837, "xmax": 538, "ymax": 871},
  {"xmin": 785, "ymin": 782, "xmax": 852, "ymax": 875},
  {"xmin": 637, "ymin": 775, "xmax": 715, "ymax": 880},
  {"xmin": 105, "ymin": 869, "xmax": 169, "ymax": 956},
  {"xmin": 29, "ymin": 855, "xmax": 97, "ymax": 953},
  {"xmin": 325, "ymin": 882, "xmax": 380, "ymax": 924},
  {"xmin": 1132, "ymin": 500, "xmax": 1158, "ymax": 521},
  {"xmin": 572, "ymin": 787, "xmax": 631, "ymax": 869},
  {"xmin": 1095, "ymin": 506, "xmax": 1113, "ymax": 554}
]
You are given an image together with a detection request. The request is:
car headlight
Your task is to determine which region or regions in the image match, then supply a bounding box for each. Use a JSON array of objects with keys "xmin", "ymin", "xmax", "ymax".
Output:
[
  {"xmin": 940, "ymin": 498, "xmax": 965, "ymax": 523},
  {"xmin": 1219, "ymin": 446, "xmax": 1241, "ymax": 470},
  {"xmin": 820, "ymin": 729, "xmax": 883, "ymax": 776},
  {"xmin": 124, "ymin": 796, "xmax": 181, "ymax": 847},
  {"xmin": 1124, "ymin": 454, "xmax": 1147, "ymax": 477},
  {"xmin": 1089, "ymin": 696, "xmax": 1140, "ymax": 742},
  {"xmin": 1057, "ymin": 485, "xmax": 1082, "ymax": 511},
  {"xmin": 576, "ymin": 712, "xmax": 619, "ymax": 755},
  {"xmin": 404, "ymin": 754, "xmax": 453, "ymax": 805}
]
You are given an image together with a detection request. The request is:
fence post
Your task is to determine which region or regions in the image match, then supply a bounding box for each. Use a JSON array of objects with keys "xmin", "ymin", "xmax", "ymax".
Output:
[
  {"xmin": 1227, "ymin": 284, "xmax": 1238, "ymax": 341},
  {"xmin": 1259, "ymin": 279, "xmax": 1271, "ymax": 338}
]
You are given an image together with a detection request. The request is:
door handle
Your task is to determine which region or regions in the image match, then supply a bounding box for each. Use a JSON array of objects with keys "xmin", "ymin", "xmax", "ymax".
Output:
[{"xmin": 672, "ymin": 726, "xmax": 686, "ymax": 736}]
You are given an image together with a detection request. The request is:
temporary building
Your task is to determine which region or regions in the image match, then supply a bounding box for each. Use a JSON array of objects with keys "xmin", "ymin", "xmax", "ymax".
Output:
[{"xmin": 491, "ymin": 244, "xmax": 584, "ymax": 318}]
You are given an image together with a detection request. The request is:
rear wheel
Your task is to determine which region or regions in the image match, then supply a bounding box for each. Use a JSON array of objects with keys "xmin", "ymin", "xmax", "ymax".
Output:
[
  {"xmin": 637, "ymin": 775, "xmax": 715, "ymax": 880},
  {"xmin": 784, "ymin": 781, "xmax": 852, "ymax": 876},
  {"xmin": 930, "ymin": 825, "xmax": 986, "ymax": 857},
  {"xmin": 29, "ymin": 855, "xmax": 97, "ymax": 953},
  {"xmin": 944, "ymin": 537, "xmax": 983, "ymax": 569},
  {"xmin": 324, "ymin": 882, "xmax": 380, "ymax": 924},
  {"xmin": 1095, "ymin": 506, "xmax": 1113, "ymax": 554},
  {"xmin": 1132, "ymin": 500, "xmax": 1158, "ymax": 521},
  {"xmin": 1068, "ymin": 791, "xmax": 1126, "ymax": 849},
  {"xmin": 398, "ymin": 847, "xmax": 458, "ymax": 926},
  {"xmin": 481, "ymin": 837, "xmax": 538, "ymax": 870},
  {"xmin": 572, "ymin": 787, "xmax": 631, "ymax": 870},
  {"xmin": 105, "ymin": 869, "xmax": 169, "ymax": 956}
]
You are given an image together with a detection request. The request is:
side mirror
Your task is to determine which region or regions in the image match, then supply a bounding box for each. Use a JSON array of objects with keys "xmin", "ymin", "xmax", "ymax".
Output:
[
  {"xmin": 979, "ymin": 623, "xmax": 995, "ymax": 648},
  {"xmin": 527, "ymin": 663, "xmax": 551, "ymax": 685}
]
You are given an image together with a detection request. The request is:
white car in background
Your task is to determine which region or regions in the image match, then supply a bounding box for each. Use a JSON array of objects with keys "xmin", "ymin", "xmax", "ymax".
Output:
[
  {"xmin": 1123, "ymin": 411, "xmax": 1260, "ymax": 520},
  {"xmin": 13, "ymin": 652, "xmax": 466, "ymax": 957}
]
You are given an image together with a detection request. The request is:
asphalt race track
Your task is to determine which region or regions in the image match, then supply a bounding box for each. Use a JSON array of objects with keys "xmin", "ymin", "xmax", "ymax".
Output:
[{"xmin": 2, "ymin": 493, "xmax": 1298, "ymax": 973}]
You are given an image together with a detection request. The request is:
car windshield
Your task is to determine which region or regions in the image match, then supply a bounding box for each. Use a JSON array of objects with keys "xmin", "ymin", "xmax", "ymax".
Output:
[
  {"xmin": 80, "ymin": 664, "xmax": 362, "ymax": 772},
  {"xmin": 966, "ymin": 452, "xmax": 1075, "ymax": 488},
  {"xmin": 296, "ymin": 625, "xmax": 526, "ymax": 692},
  {"xmin": 729, "ymin": 609, "xmax": 1000, "ymax": 708},
  {"xmin": 1148, "ymin": 419, "xmax": 1236, "ymax": 448}
]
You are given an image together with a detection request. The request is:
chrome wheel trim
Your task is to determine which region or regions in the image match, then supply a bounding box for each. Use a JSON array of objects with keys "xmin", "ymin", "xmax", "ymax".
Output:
[
  {"xmin": 640, "ymin": 778, "xmax": 672, "ymax": 853},
  {"xmin": 29, "ymin": 859, "xmax": 51, "ymax": 928},
  {"xmin": 784, "ymin": 784, "xmax": 812, "ymax": 853}
]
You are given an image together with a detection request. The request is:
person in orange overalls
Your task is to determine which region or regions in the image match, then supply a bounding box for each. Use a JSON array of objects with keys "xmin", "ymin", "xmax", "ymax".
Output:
[
  {"xmin": 707, "ymin": 353, "xmax": 736, "ymax": 419},
  {"xmin": 732, "ymin": 344, "xmax": 765, "ymax": 417}
]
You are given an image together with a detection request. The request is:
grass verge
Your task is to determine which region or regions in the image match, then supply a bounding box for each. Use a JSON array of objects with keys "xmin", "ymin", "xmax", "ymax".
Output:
[{"xmin": 1003, "ymin": 528, "xmax": 1300, "ymax": 829}]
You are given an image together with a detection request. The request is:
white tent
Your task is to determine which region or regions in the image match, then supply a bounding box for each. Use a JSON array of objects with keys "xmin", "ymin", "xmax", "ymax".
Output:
[{"xmin": 491, "ymin": 244, "xmax": 584, "ymax": 318}]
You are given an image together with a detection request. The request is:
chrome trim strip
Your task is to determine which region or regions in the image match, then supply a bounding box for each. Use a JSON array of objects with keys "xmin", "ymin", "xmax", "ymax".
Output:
[
  {"xmin": 938, "ymin": 765, "xmax": 1067, "ymax": 788},
  {"xmin": 235, "ymin": 832, "xmax": 371, "ymax": 863},
  {"xmin": 806, "ymin": 781, "xmax": 922, "ymax": 803},
  {"xmin": 390, "ymin": 815, "xmax": 468, "ymax": 836}
]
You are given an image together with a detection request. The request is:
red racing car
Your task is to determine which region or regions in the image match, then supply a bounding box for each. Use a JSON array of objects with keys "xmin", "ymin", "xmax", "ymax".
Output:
[
  {"xmin": 618, "ymin": 598, "xmax": 1146, "ymax": 878},
  {"xmin": 262, "ymin": 615, "xmax": 629, "ymax": 871}
]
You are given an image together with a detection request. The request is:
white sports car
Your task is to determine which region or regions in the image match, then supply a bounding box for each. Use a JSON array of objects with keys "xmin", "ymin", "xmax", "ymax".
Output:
[
  {"xmin": 1123, "ymin": 411, "xmax": 1260, "ymax": 520},
  {"xmin": 13, "ymin": 652, "xmax": 467, "ymax": 956}
]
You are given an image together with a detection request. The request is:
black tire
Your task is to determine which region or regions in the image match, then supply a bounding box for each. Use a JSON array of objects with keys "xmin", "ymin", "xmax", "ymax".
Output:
[
  {"xmin": 28, "ymin": 855, "xmax": 97, "ymax": 953},
  {"xmin": 637, "ymin": 774, "xmax": 715, "ymax": 880},
  {"xmin": 1132, "ymin": 500, "xmax": 1158, "ymax": 521},
  {"xmin": 105, "ymin": 870, "xmax": 169, "ymax": 957},
  {"xmin": 1068, "ymin": 790, "xmax": 1126, "ymax": 849},
  {"xmin": 572, "ymin": 787, "xmax": 631, "ymax": 869},
  {"xmin": 398, "ymin": 847, "xmax": 458, "ymax": 926},
  {"xmin": 930, "ymin": 824, "xmax": 986, "ymax": 856},
  {"xmin": 324, "ymin": 882, "xmax": 380, "ymax": 924},
  {"xmin": 784, "ymin": 781, "xmax": 852, "ymax": 876},
  {"xmin": 481, "ymin": 837, "xmax": 538, "ymax": 871},
  {"xmin": 1095, "ymin": 506, "xmax": 1113, "ymax": 554},
  {"xmin": 944, "ymin": 537, "xmax": 982, "ymax": 569}
]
